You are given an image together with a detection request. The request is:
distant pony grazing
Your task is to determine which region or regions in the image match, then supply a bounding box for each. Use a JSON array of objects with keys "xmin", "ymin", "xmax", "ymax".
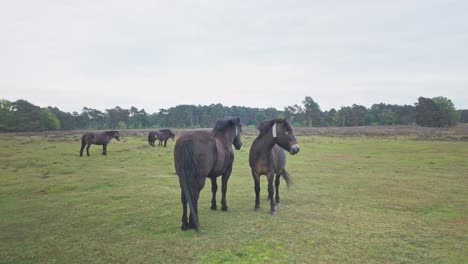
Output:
[
  {"xmin": 249, "ymin": 118, "xmax": 299, "ymax": 214},
  {"xmin": 80, "ymin": 131, "xmax": 121, "ymax": 156},
  {"xmin": 174, "ymin": 117, "xmax": 242, "ymax": 231}
]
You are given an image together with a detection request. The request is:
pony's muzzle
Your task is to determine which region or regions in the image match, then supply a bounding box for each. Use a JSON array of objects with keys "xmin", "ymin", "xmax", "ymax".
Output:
[{"xmin": 290, "ymin": 144, "xmax": 300, "ymax": 155}]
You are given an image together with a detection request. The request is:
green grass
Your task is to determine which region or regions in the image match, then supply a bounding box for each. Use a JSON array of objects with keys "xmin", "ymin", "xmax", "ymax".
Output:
[{"xmin": 0, "ymin": 133, "xmax": 467, "ymax": 263}]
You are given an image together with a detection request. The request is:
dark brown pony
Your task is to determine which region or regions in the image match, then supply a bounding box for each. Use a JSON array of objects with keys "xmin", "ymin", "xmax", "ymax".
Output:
[
  {"xmin": 174, "ymin": 117, "xmax": 242, "ymax": 231},
  {"xmin": 148, "ymin": 129, "xmax": 175, "ymax": 147},
  {"xmin": 148, "ymin": 131, "xmax": 159, "ymax": 147},
  {"xmin": 80, "ymin": 131, "xmax": 121, "ymax": 156},
  {"xmin": 157, "ymin": 129, "xmax": 175, "ymax": 147},
  {"xmin": 249, "ymin": 118, "xmax": 299, "ymax": 214}
]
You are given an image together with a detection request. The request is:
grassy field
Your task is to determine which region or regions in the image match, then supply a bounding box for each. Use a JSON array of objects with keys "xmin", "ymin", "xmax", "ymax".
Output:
[{"xmin": 0, "ymin": 130, "xmax": 467, "ymax": 263}]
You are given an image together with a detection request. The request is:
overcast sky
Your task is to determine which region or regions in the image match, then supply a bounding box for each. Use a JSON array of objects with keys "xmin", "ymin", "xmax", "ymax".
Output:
[{"xmin": 1, "ymin": 0, "xmax": 467, "ymax": 113}]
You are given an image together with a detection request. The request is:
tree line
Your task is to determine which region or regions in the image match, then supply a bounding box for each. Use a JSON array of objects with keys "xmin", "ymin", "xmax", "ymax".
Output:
[{"xmin": 0, "ymin": 96, "xmax": 465, "ymax": 132}]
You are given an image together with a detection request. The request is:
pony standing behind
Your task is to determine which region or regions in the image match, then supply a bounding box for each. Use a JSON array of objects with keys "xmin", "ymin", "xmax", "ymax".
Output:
[
  {"xmin": 148, "ymin": 129, "xmax": 175, "ymax": 147},
  {"xmin": 157, "ymin": 129, "xmax": 175, "ymax": 147},
  {"xmin": 174, "ymin": 117, "xmax": 242, "ymax": 231},
  {"xmin": 249, "ymin": 118, "xmax": 299, "ymax": 215}
]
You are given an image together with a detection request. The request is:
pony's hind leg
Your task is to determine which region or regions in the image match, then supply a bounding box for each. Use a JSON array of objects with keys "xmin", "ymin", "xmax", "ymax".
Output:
[
  {"xmin": 80, "ymin": 143, "xmax": 85, "ymax": 156},
  {"xmin": 267, "ymin": 173, "xmax": 276, "ymax": 215},
  {"xmin": 180, "ymin": 190, "xmax": 189, "ymax": 230},
  {"xmin": 274, "ymin": 173, "xmax": 281, "ymax": 206},
  {"xmin": 86, "ymin": 144, "xmax": 91, "ymax": 156},
  {"xmin": 252, "ymin": 170, "xmax": 261, "ymax": 211},
  {"xmin": 188, "ymin": 196, "xmax": 199, "ymax": 231},
  {"xmin": 221, "ymin": 169, "xmax": 232, "ymax": 211},
  {"xmin": 210, "ymin": 177, "xmax": 218, "ymax": 210}
]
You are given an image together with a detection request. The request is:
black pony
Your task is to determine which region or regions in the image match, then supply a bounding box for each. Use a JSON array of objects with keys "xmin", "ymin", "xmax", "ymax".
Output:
[
  {"xmin": 249, "ymin": 118, "xmax": 299, "ymax": 214},
  {"xmin": 174, "ymin": 117, "xmax": 242, "ymax": 231},
  {"xmin": 80, "ymin": 131, "xmax": 121, "ymax": 156}
]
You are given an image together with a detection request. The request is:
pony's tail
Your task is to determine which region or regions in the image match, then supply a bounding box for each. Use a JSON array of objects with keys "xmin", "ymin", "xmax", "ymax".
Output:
[
  {"xmin": 147, "ymin": 133, "xmax": 151, "ymax": 145},
  {"xmin": 176, "ymin": 142, "xmax": 200, "ymax": 230},
  {"xmin": 280, "ymin": 169, "xmax": 294, "ymax": 188}
]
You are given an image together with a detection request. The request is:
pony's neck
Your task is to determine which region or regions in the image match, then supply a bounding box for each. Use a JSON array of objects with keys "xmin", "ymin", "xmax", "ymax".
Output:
[
  {"xmin": 213, "ymin": 130, "xmax": 234, "ymax": 149},
  {"xmin": 256, "ymin": 131, "xmax": 276, "ymax": 152}
]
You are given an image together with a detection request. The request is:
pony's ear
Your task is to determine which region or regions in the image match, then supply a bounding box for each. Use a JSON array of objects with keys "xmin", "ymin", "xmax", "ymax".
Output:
[
  {"xmin": 236, "ymin": 117, "xmax": 240, "ymax": 124},
  {"xmin": 283, "ymin": 118, "xmax": 287, "ymax": 122},
  {"xmin": 215, "ymin": 120, "xmax": 223, "ymax": 130}
]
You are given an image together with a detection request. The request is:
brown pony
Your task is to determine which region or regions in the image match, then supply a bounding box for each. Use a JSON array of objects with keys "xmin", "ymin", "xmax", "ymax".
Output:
[
  {"xmin": 148, "ymin": 131, "xmax": 159, "ymax": 147},
  {"xmin": 249, "ymin": 118, "xmax": 299, "ymax": 214},
  {"xmin": 80, "ymin": 131, "xmax": 121, "ymax": 156},
  {"xmin": 148, "ymin": 129, "xmax": 175, "ymax": 147},
  {"xmin": 174, "ymin": 117, "xmax": 242, "ymax": 231},
  {"xmin": 157, "ymin": 129, "xmax": 175, "ymax": 147}
]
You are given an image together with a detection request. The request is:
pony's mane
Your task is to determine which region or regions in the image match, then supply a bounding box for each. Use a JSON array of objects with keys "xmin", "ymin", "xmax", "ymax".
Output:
[
  {"xmin": 159, "ymin": 129, "xmax": 175, "ymax": 136},
  {"xmin": 212, "ymin": 117, "xmax": 242, "ymax": 133},
  {"xmin": 257, "ymin": 118, "xmax": 293, "ymax": 135},
  {"xmin": 104, "ymin": 130, "xmax": 118, "ymax": 136}
]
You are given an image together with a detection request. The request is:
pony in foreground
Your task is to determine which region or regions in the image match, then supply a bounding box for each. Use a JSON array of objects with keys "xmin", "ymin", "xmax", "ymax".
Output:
[
  {"xmin": 174, "ymin": 117, "xmax": 242, "ymax": 231},
  {"xmin": 249, "ymin": 118, "xmax": 299, "ymax": 215},
  {"xmin": 80, "ymin": 131, "xmax": 121, "ymax": 156},
  {"xmin": 148, "ymin": 129, "xmax": 175, "ymax": 147}
]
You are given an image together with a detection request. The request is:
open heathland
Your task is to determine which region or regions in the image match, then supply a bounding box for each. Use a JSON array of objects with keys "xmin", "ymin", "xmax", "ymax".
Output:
[{"xmin": 1, "ymin": 126, "xmax": 467, "ymax": 263}]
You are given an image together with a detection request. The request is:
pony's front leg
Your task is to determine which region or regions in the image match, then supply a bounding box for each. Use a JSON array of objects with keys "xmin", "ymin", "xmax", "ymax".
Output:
[
  {"xmin": 102, "ymin": 144, "xmax": 107, "ymax": 155},
  {"xmin": 180, "ymin": 190, "xmax": 189, "ymax": 230},
  {"xmin": 210, "ymin": 177, "xmax": 218, "ymax": 210},
  {"xmin": 267, "ymin": 173, "xmax": 276, "ymax": 215}
]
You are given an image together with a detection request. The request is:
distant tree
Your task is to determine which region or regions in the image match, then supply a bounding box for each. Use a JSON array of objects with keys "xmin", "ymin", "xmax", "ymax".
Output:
[
  {"xmin": 303, "ymin": 96, "xmax": 321, "ymax": 127},
  {"xmin": 459, "ymin": 110, "xmax": 468, "ymax": 123},
  {"xmin": 117, "ymin": 121, "xmax": 127, "ymax": 129},
  {"xmin": 0, "ymin": 99, "xmax": 15, "ymax": 131},
  {"xmin": 81, "ymin": 107, "xmax": 106, "ymax": 129},
  {"xmin": 415, "ymin": 97, "xmax": 443, "ymax": 127},
  {"xmin": 255, "ymin": 111, "xmax": 267, "ymax": 124},
  {"xmin": 323, "ymin": 108, "xmax": 336, "ymax": 126},
  {"xmin": 12, "ymin": 100, "xmax": 42, "ymax": 131},
  {"xmin": 128, "ymin": 107, "xmax": 148, "ymax": 128},
  {"xmin": 432, "ymin": 96, "xmax": 460, "ymax": 127},
  {"xmin": 40, "ymin": 108, "xmax": 61, "ymax": 130},
  {"xmin": 379, "ymin": 110, "xmax": 397, "ymax": 125},
  {"xmin": 106, "ymin": 106, "xmax": 129, "ymax": 129}
]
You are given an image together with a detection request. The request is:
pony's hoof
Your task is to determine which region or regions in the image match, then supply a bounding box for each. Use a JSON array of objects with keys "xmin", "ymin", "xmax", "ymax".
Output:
[
  {"xmin": 254, "ymin": 207, "xmax": 260, "ymax": 212},
  {"xmin": 181, "ymin": 223, "xmax": 189, "ymax": 231},
  {"xmin": 275, "ymin": 202, "xmax": 281, "ymax": 207},
  {"xmin": 211, "ymin": 205, "xmax": 217, "ymax": 210},
  {"xmin": 188, "ymin": 221, "xmax": 198, "ymax": 230},
  {"xmin": 221, "ymin": 206, "xmax": 228, "ymax": 211},
  {"xmin": 269, "ymin": 210, "xmax": 277, "ymax": 215}
]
